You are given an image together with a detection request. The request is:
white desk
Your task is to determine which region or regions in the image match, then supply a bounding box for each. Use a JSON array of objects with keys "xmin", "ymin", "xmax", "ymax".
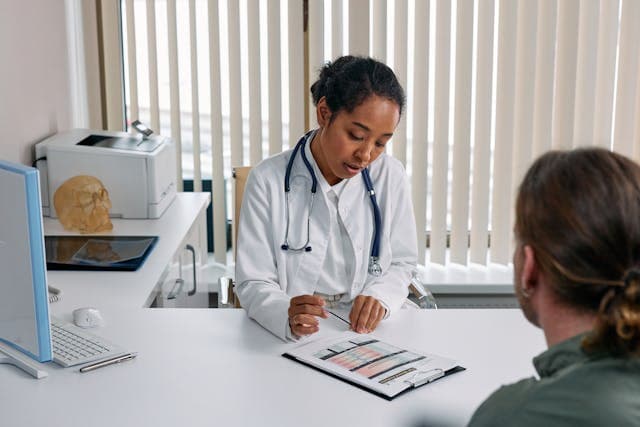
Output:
[
  {"xmin": 1, "ymin": 309, "xmax": 545, "ymax": 427},
  {"xmin": 0, "ymin": 193, "xmax": 547, "ymax": 427}
]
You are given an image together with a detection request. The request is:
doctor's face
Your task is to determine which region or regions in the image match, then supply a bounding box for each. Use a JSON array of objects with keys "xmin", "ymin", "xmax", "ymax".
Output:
[{"xmin": 312, "ymin": 95, "xmax": 400, "ymax": 185}]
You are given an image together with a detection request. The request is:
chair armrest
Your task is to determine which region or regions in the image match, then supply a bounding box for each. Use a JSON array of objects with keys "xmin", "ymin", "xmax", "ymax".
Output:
[
  {"xmin": 217, "ymin": 277, "xmax": 241, "ymax": 308},
  {"xmin": 408, "ymin": 274, "xmax": 438, "ymax": 309}
]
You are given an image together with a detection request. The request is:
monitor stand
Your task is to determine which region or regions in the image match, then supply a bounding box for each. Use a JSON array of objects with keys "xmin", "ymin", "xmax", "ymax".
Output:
[{"xmin": 0, "ymin": 342, "xmax": 48, "ymax": 379}]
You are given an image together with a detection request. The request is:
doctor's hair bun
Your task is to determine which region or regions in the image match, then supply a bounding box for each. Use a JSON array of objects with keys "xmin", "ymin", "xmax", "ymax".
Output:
[{"xmin": 310, "ymin": 55, "xmax": 405, "ymax": 118}]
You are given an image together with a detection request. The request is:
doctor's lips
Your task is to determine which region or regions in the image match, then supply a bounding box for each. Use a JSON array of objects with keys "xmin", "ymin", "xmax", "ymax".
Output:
[{"xmin": 344, "ymin": 162, "xmax": 365, "ymax": 174}]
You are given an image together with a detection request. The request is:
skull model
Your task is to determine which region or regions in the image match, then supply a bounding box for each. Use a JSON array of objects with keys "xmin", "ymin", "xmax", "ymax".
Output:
[{"xmin": 53, "ymin": 175, "xmax": 113, "ymax": 233}]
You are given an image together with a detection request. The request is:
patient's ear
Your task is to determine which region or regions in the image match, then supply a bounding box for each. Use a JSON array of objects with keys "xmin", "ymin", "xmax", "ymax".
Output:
[{"xmin": 522, "ymin": 245, "xmax": 540, "ymax": 292}]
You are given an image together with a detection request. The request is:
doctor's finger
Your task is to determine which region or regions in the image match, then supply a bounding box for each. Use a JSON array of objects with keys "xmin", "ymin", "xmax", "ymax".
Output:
[
  {"xmin": 349, "ymin": 296, "xmax": 366, "ymax": 325},
  {"xmin": 290, "ymin": 313, "xmax": 319, "ymax": 328},
  {"xmin": 290, "ymin": 295, "xmax": 325, "ymax": 307},
  {"xmin": 365, "ymin": 303, "xmax": 384, "ymax": 332},
  {"xmin": 355, "ymin": 298, "xmax": 377, "ymax": 333},
  {"xmin": 288, "ymin": 303, "xmax": 328, "ymax": 318},
  {"xmin": 292, "ymin": 323, "xmax": 319, "ymax": 336},
  {"xmin": 353, "ymin": 297, "xmax": 377, "ymax": 333},
  {"xmin": 290, "ymin": 314, "xmax": 319, "ymax": 335}
]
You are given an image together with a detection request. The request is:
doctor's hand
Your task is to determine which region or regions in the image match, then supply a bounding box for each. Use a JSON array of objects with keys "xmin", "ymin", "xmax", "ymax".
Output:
[
  {"xmin": 288, "ymin": 295, "xmax": 329, "ymax": 336},
  {"xmin": 349, "ymin": 295, "xmax": 385, "ymax": 334}
]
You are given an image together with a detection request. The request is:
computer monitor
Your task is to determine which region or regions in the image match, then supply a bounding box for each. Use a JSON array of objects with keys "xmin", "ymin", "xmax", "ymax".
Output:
[{"xmin": 0, "ymin": 160, "xmax": 52, "ymax": 378}]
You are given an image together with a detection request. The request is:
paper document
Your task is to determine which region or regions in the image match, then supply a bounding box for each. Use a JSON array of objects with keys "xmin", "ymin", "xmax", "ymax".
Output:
[{"xmin": 283, "ymin": 332, "xmax": 463, "ymax": 400}]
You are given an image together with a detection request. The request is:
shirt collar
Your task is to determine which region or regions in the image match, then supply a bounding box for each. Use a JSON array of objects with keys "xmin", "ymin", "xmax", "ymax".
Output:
[{"xmin": 533, "ymin": 333, "xmax": 596, "ymax": 378}]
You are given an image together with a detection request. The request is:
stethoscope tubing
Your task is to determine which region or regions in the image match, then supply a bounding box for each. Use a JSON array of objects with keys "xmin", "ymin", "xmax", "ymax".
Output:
[{"xmin": 281, "ymin": 130, "xmax": 383, "ymax": 276}]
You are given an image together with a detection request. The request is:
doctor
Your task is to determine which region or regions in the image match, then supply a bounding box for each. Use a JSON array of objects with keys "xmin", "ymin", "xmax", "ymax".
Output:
[{"xmin": 235, "ymin": 55, "xmax": 418, "ymax": 341}]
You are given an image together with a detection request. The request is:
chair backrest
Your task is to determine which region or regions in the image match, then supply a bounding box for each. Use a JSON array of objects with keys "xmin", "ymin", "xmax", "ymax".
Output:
[
  {"xmin": 232, "ymin": 166, "xmax": 252, "ymax": 260},
  {"xmin": 226, "ymin": 166, "xmax": 252, "ymax": 308}
]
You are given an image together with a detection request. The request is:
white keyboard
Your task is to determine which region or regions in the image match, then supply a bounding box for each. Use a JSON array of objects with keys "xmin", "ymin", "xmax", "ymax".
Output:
[{"xmin": 50, "ymin": 317, "xmax": 126, "ymax": 368}]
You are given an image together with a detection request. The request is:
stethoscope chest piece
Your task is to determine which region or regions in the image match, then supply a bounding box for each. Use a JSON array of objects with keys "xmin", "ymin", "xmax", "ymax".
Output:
[{"xmin": 368, "ymin": 256, "xmax": 382, "ymax": 277}]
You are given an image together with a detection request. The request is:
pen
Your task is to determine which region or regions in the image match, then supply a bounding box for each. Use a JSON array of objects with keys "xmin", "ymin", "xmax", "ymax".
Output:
[
  {"xmin": 326, "ymin": 310, "xmax": 351, "ymax": 326},
  {"xmin": 79, "ymin": 352, "xmax": 137, "ymax": 373}
]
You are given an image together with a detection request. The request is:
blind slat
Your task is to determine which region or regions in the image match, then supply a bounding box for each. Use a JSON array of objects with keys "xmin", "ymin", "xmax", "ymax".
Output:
[
  {"xmin": 392, "ymin": 0, "xmax": 408, "ymax": 165},
  {"xmin": 188, "ymin": 0, "xmax": 202, "ymax": 192},
  {"xmin": 450, "ymin": 0, "xmax": 474, "ymax": 265},
  {"xmin": 372, "ymin": 0, "xmax": 387, "ymax": 61},
  {"xmin": 268, "ymin": 0, "xmax": 283, "ymax": 155},
  {"xmin": 470, "ymin": 0, "xmax": 495, "ymax": 265},
  {"xmin": 634, "ymin": 71, "xmax": 640, "ymax": 160},
  {"xmin": 613, "ymin": 0, "xmax": 640, "ymax": 158},
  {"xmin": 531, "ymin": 0, "xmax": 557, "ymax": 159},
  {"xmin": 167, "ymin": 0, "xmax": 183, "ymax": 191},
  {"xmin": 430, "ymin": 0, "xmax": 452, "ymax": 265},
  {"xmin": 593, "ymin": 0, "xmax": 620, "ymax": 148},
  {"xmin": 208, "ymin": 0, "xmax": 226, "ymax": 264},
  {"xmin": 349, "ymin": 0, "xmax": 369, "ymax": 56},
  {"xmin": 331, "ymin": 0, "xmax": 344, "ymax": 58},
  {"xmin": 248, "ymin": 0, "xmax": 262, "ymax": 165},
  {"xmin": 308, "ymin": 0, "xmax": 324, "ymax": 128},
  {"xmin": 490, "ymin": 0, "xmax": 518, "ymax": 264},
  {"xmin": 551, "ymin": 0, "xmax": 580, "ymax": 149},
  {"xmin": 572, "ymin": 0, "xmax": 599, "ymax": 147},
  {"xmin": 288, "ymin": 0, "xmax": 305, "ymax": 145},
  {"xmin": 145, "ymin": 0, "xmax": 160, "ymax": 131},
  {"xmin": 411, "ymin": 0, "xmax": 430, "ymax": 264},
  {"xmin": 125, "ymin": 0, "xmax": 139, "ymax": 123},
  {"xmin": 228, "ymin": 0, "xmax": 243, "ymax": 166},
  {"xmin": 511, "ymin": 0, "xmax": 538, "ymax": 196}
]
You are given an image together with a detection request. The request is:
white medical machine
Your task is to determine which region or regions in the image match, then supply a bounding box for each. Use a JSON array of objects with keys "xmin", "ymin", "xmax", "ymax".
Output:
[{"xmin": 35, "ymin": 128, "xmax": 177, "ymax": 219}]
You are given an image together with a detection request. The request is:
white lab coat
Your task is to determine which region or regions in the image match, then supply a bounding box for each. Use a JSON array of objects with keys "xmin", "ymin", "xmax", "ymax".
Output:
[{"xmin": 235, "ymin": 139, "xmax": 418, "ymax": 341}]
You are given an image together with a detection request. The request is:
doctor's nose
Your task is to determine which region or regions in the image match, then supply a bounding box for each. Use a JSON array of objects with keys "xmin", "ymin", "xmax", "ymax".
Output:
[{"xmin": 354, "ymin": 144, "xmax": 373, "ymax": 165}]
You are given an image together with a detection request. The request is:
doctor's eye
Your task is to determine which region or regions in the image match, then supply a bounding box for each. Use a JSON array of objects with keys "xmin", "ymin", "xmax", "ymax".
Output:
[
  {"xmin": 375, "ymin": 141, "xmax": 386, "ymax": 149},
  {"xmin": 348, "ymin": 132, "xmax": 365, "ymax": 141}
]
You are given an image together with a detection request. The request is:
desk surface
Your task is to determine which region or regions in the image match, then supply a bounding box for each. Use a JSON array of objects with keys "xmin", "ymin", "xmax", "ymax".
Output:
[
  {"xmin": 2, "ymin": 309, "xmax": 545, "ymax": 427},
  {"xmin": 1, "ymin": 192, "xmax": 547, "ymax": 427}
]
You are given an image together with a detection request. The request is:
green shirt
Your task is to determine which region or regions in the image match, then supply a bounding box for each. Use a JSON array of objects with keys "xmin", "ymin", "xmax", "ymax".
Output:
[{"xmin": 468, "ymin": 333, "xmax": 640, "ymax": 426}]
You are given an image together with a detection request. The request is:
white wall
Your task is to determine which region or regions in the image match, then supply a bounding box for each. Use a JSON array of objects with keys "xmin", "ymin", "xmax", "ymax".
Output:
[{"xmin": 0, "ymin": 0, "xmax": 72, "ymax": 165}]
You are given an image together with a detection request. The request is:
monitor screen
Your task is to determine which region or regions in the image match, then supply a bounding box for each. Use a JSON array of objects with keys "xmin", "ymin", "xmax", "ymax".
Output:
[{"xmin": 0, "ymin": 160, "xmax": 52, "ymax": 362}]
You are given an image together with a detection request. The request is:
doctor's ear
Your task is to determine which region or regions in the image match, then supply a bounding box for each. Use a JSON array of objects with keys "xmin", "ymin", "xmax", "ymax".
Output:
[{"xmin": 316, "ymin": 97, "xmax": 332, "ymax": 126}]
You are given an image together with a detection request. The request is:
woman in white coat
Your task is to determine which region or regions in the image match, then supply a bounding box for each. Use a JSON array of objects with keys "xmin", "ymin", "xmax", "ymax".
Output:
[{"xmin": 235, "ymin": 56, "xmax": 418, "ymax": 341}]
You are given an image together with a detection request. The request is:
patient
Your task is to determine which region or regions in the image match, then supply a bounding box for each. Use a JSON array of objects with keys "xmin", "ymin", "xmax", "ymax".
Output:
[{"xmin": 469, "ymin": 148, "xmax": 640, "ymax": 426}]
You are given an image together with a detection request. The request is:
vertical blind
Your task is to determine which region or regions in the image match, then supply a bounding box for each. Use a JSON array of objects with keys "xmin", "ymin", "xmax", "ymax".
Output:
[{"xmin": 118, "ymin": 0, "xmax": 640, "ymax": 267}]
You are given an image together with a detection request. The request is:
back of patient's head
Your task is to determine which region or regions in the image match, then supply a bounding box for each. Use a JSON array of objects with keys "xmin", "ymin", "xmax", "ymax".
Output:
[{"xmin": 515, "ymin": 148, "xmax": 640, "ymax": 356}]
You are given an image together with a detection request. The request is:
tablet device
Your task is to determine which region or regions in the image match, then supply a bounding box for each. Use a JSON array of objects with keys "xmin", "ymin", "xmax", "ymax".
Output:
[{"xmin": 45, "ymin": 235, "xmax": 158, "ymax": 271}]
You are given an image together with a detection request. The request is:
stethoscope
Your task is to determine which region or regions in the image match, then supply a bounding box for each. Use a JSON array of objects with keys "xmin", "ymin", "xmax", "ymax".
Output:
[{"xmin": 281, "ymin": 130, "xmax": 383, "ymax": 276}]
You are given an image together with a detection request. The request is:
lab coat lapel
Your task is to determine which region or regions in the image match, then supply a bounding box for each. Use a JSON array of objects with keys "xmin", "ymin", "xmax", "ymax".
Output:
[{"xmin": 286, "ymin": 144, "xmax": 330, "ymax": 295}]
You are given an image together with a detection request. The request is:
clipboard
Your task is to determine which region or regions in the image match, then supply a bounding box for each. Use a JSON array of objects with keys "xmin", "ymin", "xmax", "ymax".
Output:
[{"xmin": 283, "ymin": 332, "xmax": 465, "ymax": 400}]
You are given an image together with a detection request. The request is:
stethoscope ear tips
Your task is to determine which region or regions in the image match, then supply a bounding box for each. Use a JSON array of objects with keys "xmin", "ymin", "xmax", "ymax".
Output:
[
  {"xmin": 281, "ymin": 244, "xmax": 289, "ymax": 250},
  {"xmin": 305, "ymin": 246, "xmax": 312, "ymax": 252}
]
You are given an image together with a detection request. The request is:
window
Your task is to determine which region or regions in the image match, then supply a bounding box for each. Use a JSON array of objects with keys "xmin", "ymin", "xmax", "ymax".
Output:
[{"xmin": 101, "ymin": 0, "xmax": 640, "ymax": 268}]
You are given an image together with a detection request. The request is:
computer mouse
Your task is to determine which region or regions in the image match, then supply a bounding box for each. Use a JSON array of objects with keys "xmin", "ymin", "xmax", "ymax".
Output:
[{"xmin": 72, "ymin": 307, "xmax": 104, "ymax": 328}]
